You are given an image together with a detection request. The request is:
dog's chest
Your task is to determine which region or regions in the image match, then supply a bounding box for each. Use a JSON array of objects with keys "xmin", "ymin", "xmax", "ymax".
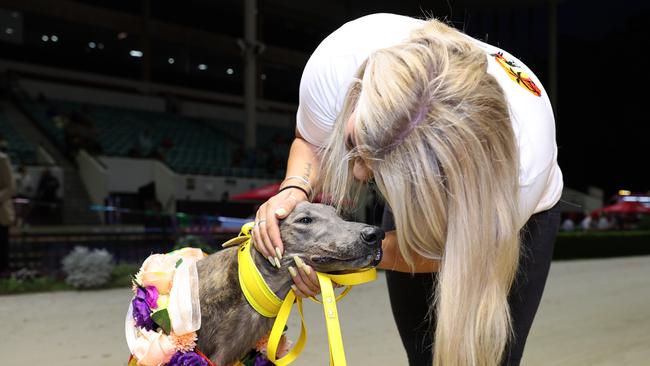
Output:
[{"xmin": 195, "ymin": 249, "xmax": 275, "ymax": 364}]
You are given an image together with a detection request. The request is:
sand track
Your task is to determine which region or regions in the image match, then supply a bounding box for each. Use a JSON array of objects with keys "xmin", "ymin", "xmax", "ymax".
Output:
[{"xmin": 1, "ymin": 256, "xmax": 648, "ymax": 366}]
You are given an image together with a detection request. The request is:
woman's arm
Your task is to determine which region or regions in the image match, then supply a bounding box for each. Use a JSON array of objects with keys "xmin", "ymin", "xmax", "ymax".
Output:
[
  {"xmin": 283, "ymin": 132, "xmax": 321, "ymax": 197},
  {"xmin": 378, "ymin": 231, "xmax": 440, "ymax": 273},
  {"xmin": 252, "ymin": 130, "xmax": 320, "ymax": 260},
  {"xmin": 290, "ymin": 228, "xmax": 440, "ymax": 298}
]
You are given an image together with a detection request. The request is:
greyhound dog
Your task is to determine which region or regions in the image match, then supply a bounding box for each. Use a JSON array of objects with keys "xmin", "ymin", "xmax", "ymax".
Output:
[{"xmin": 195, "ymin": 201, "xmax": 384, "ymax": 365}]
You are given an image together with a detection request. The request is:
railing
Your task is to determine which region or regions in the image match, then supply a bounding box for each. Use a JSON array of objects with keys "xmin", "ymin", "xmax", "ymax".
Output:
[
  {"xmin": 76, "ymin": 149, "xmax": 108, "ymax": 219},
  {"xmin": 9, "ymin": 204, "xmax": 251, "ymax": 273}
]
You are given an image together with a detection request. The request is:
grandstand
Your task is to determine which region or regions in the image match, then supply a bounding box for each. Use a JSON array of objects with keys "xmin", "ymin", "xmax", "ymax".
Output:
[
  {"xmin": 0, "ymin": 110, "xmax": 37, "ymax": 165},
  {"xmin": 1, "ymin": 71, "xmax": 296, "ymax": 271},
  {"xmin": 16, "ymin": 96, "xmax": 290, "ymax": 178},
  {"xmin": 0, "ymin": 0, "xmax": 302, "ymax": 272}
]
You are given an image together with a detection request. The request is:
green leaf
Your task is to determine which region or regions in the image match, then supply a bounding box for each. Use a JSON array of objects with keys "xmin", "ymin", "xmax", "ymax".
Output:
[
  {"xmin": 240, "ymin": 350, "xmax": 258, "ymax": 366},
  {"xmin": 152, "ymin": 309, "xmax": 171, "ymax": 334}
]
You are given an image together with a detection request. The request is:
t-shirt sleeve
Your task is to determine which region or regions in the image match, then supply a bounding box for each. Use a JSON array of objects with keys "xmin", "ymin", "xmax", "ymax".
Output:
[
  {"xmin": 296, "ymin": 49, "xmax": 359, "ymax": 147},
  {"xmin": 295, "ymin": 58, "xmax": 339, "ymax": 147},
  {"xmin": 296, "ymin": 13, "xmax": 425, "ymax": 147}
]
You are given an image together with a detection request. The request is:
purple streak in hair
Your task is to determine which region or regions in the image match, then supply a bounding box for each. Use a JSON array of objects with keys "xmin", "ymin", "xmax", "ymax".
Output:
[{"xmin": 380, "ymin": 103, "xmax": 429, "ymax": 154}]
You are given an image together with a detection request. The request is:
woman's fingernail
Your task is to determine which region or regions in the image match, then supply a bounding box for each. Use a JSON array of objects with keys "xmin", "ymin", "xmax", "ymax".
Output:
[
  {"xmin": 291, "ymin": 285, "xmax": 298, "ymax": 293},
  {"xmin": 275, "ymin": 208, "xmax": 286, "ymax": 217},
  {"xmin": 293, "ymin": 256, "xmax": 304, "ymax": 268},
  {"xmin": 293, "ymin": 256, "xmax": 311, "ymax": 275},
  {"xmin": 274, "ymin": 257, "xmax": 281, "ymax": 268},
  {"xmin": 288, "ymin": 266, "xmax": 297, "ymax": 277},
  {"xmin": 275, "ymin": 247, "xmax": 283, "ymax": 260},
  {"xmin": 268, "ymin": 256, "xmax": 276, "ymax": 267}
]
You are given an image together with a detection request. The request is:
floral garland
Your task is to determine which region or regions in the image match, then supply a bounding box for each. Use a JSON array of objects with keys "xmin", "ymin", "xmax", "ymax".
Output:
[{"xmin": 126, "ymin": 247, "xmax": 292, "ymax": 366}]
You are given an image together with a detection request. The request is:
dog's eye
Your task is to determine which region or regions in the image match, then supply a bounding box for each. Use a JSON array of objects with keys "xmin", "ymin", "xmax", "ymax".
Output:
[{"xmin": 298, "ymin": 217, "xmax": 312, "ymax": 224}]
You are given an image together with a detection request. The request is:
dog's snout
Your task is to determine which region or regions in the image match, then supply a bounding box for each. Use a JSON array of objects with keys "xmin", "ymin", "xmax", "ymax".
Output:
[{"xmin": 360, "ymin": 227, "xmax": 385, "ymax": 247}]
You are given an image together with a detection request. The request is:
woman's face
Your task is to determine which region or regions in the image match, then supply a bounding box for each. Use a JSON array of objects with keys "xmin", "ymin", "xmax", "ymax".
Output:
[{"xmin": 344, "ymin": 112, "xmax": 373, "ymax": 181}]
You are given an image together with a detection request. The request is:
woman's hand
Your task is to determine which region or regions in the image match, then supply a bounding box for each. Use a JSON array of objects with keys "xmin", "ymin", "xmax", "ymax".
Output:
[
  {"xmin": 252, "ymin": 187, "xmax": 308, "ymax": 266},
  {"xmin": 252, "ymin": 186, "xmax": 323, "ymax": 297},
  {"xmin": 288, "ymin": 256, "xmax": 321, "ymax": 297},
  {"xmin": 288, "ymin": 257, "xmax": 344, "ymax": 298},
  {"xmin": 253, "ymin": 191, "xmax": 324, "ymax": 298}
]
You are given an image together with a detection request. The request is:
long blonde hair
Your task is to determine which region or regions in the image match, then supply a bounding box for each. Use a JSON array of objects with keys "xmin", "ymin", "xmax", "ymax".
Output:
[{"xmin": 319, "ymin": 18, "xmax": 521, "ymax": 366}]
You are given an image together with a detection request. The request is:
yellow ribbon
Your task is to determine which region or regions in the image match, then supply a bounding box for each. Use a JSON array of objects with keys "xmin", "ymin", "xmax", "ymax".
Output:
[{"xmin": 224, "ymin": 222, "xmax": 377, "ymax": 366}]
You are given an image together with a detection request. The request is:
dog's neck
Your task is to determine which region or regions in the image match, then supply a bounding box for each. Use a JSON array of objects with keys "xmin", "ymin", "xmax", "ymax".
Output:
[{"xmin": 250, "ymin": 246, "xmax": 293, "ymax": 300}]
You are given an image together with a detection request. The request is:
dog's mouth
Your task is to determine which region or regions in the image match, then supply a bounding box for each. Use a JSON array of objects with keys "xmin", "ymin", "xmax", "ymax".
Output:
[
  {"xmin": 371, "ymin": 247, "xmax": 383, "ymax": 266},
  {"xmin": 309, "ymin": 247, "xmax": 382, "ymax": 269}
]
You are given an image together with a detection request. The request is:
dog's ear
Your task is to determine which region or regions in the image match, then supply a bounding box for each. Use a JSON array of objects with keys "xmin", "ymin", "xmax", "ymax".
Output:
[
  {"xmin": 221, "ymin": 236, "xmax": 249, "ymax": 248},
  {"xmin": 222, "ymin": 221, "xmax": 256, "ymax": 248}
]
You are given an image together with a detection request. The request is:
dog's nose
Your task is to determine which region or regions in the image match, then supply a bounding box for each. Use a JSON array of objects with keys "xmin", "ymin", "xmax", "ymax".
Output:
[{"xmin": 360, "ymin": 226, "xmax": 385, "ymax": 247}]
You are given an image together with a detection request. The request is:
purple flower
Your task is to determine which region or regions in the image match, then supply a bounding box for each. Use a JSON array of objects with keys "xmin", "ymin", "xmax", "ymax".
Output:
[
  {"xmin": 132, "ymin": 288, "xmax": 156, "ymax": 330},
  {"xmin": 168, "ymin": 351, "xmax": 208, "ymax": 366},
  {"xmin": 135, "ymin": 286, "xmax": 147, "ymax": 301},
  {"xmin": 144, "ymin": 286, "xmax": 159, "ymax": 309},
  {"xmin": 253, "ymin": 354, "xmax": 273, "ymax": 366}
]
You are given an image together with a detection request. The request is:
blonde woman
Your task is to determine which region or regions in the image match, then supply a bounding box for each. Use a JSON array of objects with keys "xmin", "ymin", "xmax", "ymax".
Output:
[{"xmin": 252, "ymin": 13, "xmax": 563, "ymax": 366}]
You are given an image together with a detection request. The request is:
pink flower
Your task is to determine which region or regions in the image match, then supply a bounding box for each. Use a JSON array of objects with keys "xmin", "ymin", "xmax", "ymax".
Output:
[
  {"xmin": 138, "ymin": 254, "xmax": 178, "ymax": 294},
  {"xmin": 255, "ymin": 335, "xmax": 269, "ymax": 352},
  {"xmin": 170, "ymin": 331, "xmax": 198, "ymax": 352},
  {"xmin": 173, "ymin": 247, "xmax": 206, "ymax": 263},
  {"xmin": 132, "ymin": 329, "xmax": 176, "ymax": 366},
  {"xmin": 277, "ymin": 335, "xmax": 293, "ymax": 358},
  {"xmin": 255, "ymin": 334, "xmax": 292, "ymax": 358}
]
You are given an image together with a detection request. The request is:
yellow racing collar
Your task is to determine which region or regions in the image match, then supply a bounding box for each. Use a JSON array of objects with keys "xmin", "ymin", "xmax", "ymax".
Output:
[
  {"xmin": 238, "ymin": 233, "xmax": 283, "ymax": 317},
  {"xmin": 223, "ymin": 222, "xmax": 377, "ymax": 366}
]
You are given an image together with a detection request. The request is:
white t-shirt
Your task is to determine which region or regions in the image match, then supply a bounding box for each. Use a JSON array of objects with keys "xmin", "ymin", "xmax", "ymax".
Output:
[{"xmin": 296, "ymin": 13, "xmax": 563, "ymax": 224}]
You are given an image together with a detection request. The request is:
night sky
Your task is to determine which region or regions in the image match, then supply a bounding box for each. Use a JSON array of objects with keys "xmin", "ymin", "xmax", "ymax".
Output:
[
  {"xmin": 377, "ymin": 0, "xmax": 650, "ymax": 199},
  {"xmin": 554, "ymin": 0, "xmax": 649, "ymax": 198}
]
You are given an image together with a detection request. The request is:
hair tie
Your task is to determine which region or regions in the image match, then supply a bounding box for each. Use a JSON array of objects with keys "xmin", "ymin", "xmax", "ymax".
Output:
[{"xmin": 278, "ymin": 185, "xmax": 311, "ymax": 200}]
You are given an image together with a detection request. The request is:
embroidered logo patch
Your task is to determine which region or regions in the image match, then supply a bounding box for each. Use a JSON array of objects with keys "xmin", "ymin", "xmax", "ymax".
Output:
[{"xmin": 491, "ymin": 52, "xmax": 542, "ymax": 97}]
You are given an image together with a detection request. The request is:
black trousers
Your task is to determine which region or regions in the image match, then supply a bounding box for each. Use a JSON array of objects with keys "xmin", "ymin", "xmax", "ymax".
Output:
[{"xmin": 382, "ymin": 203, "xmax": 561, "ymax": 366}]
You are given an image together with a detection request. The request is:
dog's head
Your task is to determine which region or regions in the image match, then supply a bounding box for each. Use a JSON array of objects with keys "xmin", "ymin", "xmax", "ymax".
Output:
[{"xmin": 279, "ymin": 202, "xmax": 383, "ymax": 272}]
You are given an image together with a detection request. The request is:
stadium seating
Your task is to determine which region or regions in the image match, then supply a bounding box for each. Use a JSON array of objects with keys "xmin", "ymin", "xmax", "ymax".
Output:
[
  {"xmin": 17, "ymin": 98, "xmax": 290, "ymax": 178},
  {"xmin": 0, "ymin": 112, "xmax": 38, "ymax": 165}
]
